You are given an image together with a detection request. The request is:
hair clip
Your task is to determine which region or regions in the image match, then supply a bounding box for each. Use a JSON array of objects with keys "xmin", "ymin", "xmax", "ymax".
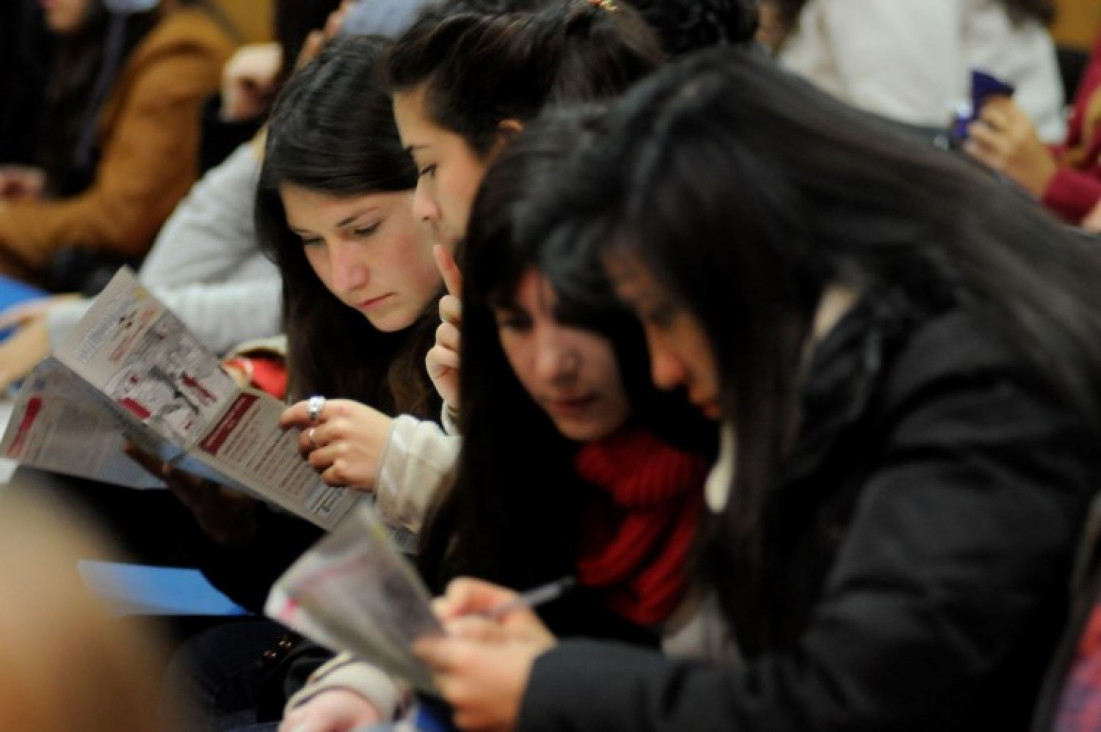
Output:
[{"xmin": 587, "ymin": 0, "xmax": 620, "ymax": 12}]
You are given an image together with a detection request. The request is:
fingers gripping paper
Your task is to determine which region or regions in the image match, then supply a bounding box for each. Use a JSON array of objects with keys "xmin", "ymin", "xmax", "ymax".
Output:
[{"xmin": 265, "ymin": 502, "xmax": 443, "ymax": 694}]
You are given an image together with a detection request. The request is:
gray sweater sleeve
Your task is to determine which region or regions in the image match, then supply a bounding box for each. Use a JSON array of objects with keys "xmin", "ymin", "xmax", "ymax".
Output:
[{"xmin": 46, "ymin": 142, "xmax": 281, "ymax": 354}]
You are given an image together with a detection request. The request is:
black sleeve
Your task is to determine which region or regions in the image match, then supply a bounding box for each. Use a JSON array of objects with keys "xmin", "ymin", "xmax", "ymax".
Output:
[
  {"xmin": 185, "ymin": 506, "xmax": 324, "ymax": 613},
  {"xmin": 519, "ymin": 330, "xmax": 1099, "ymax": 731}
]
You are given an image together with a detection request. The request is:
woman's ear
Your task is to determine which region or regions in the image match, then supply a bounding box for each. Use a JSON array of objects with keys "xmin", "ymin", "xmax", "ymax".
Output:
[{"xmin": 491, "ymin": 119, "xmax": 525, "ymax": 157}]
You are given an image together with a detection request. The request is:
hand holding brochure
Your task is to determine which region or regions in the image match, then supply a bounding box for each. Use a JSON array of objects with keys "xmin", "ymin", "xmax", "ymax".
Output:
[
  {"xmin": 266, "ymin": 502, "xmax": 443, "ymax": 694},
  {"xmin": 0, "ymin": 268, "xmax": 360, "ymax": 530}
]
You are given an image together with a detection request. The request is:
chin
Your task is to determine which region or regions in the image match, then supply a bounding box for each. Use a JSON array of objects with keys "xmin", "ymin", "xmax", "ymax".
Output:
[
  {"xmin": 556, "ymin": 421, "xmax": 619, "ymax": 443},
  {"xmin": 362, "ymin": 309, "xmax": 418, "ymax": 333}
]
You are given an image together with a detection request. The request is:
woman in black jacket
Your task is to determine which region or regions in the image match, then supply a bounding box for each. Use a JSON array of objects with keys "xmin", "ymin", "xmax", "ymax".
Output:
[{"xmin": 413, "ymin": 48, "xmax": 1101, "ymax": 731}]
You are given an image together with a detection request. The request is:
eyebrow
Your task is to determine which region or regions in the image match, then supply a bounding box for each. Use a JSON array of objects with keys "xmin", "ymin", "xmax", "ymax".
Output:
[
  {"xmin": 287, "ymin": 206, "xmax": 381, "ymax": 234},
  {"xmin": 404, "ymin": 144, "xmax": 426, "ymax": 157},
  {"xmin": 336, "ymin": 207, "xmax": 380, "ymax": 228}
]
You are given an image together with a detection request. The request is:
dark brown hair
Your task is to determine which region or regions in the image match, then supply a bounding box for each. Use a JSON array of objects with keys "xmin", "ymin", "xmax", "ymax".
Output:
[
  {"xmin": 258, "ymin": 36, "xmax": 440, "ymax": 418},
  {"xmin": 386, "ymin": 0, "xmax": 664, "ymax": 156}
]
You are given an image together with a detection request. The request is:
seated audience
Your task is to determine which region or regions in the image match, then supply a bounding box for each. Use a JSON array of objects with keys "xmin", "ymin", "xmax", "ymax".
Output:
[
  {"xmin": 0, "ymin": 0, "xmax": 348, "ymax": 393},
  {"xmin": 282, "ymin": 107, "xmax": 717, "ymax": 730},
  {"xmin": 410, "ymin": 47, "xmax": 1101, "ymax": 731}
]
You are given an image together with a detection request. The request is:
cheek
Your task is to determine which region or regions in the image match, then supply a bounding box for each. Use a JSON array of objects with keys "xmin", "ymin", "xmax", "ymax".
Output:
[
  {"xmin": 598, "ymin": 362, "xmax": 632, "ymax": 427},
  {"xmin": 686, "ymin": 331, "xmax": 720, "ymax": 387},
  {"xmin": 303, "ymin": 248, "xmax": 333, "ymax": 293},
  {"xmin": 440, "ymin": 162, "xmax": 484, "ymax": 224},
  {"xmin": 390, "ymin": 234, "xmax": 442, "ymax": 304},
  {"xmin": 51, "ymin": 0, "xmax": 88, "ymax": 32},
  {"xmin": 499, "ymin": 334, "xmax": 534, "ymax": 390}
]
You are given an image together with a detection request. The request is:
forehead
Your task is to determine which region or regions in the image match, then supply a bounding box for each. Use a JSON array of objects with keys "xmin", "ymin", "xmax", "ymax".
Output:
[
  {"xmin": 280, "ymin": 184, "xmax": 395, "ymax": 224},
  {"xmin": 511, "ymin": 268, "xmax": 557, "ymax": 308},
  {"xmin": 393, "ymin": 85, "xmax": 437, "ymax": 139},
  {"xmin": 601, "ymin": 248, "xmax": 659, "ymax": 300}
]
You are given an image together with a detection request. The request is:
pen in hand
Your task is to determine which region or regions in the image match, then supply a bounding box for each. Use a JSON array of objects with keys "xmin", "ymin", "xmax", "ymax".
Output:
[{"xmin": 478, "ymin": 576, "xmax": 577, "ymax": 620}]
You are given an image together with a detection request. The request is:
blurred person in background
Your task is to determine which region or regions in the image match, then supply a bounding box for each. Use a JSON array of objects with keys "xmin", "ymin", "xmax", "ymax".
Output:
[
  {"xmin": 0, "ymin": 0, "xmax": 235, "ymax": 290},
  {"xmin": 768, "ymin": 0, "xmax": 1065, "ymax": 140}
]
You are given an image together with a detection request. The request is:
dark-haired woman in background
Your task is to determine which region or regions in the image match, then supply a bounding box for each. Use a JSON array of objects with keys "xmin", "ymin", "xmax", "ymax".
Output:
[
  {"xmin": 414, "ymin": 47, "xmax": 1101, "ymax": 730},
  {"xmin": 0, "ymin": 0, "xmax": 234, "ymax": 287},
  {"xmin": 765, "ymin": 0, "xmax": 1065, "ymax": 140}
]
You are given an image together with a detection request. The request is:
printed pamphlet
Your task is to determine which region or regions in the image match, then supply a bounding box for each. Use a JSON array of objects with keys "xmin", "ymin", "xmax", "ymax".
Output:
[{"xmin": 0, "ymin": 268, "xmax": 360, "ymax": 531}]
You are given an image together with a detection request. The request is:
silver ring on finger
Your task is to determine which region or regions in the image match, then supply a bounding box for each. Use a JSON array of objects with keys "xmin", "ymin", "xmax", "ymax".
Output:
[{"xmin": 306, "ymin": 395, "xmax": 326, "ymax": 423}]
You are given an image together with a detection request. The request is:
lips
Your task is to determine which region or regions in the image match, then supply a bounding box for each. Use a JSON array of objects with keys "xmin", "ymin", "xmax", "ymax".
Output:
[
  {"xmin": 542, "ymin": 395, "xmax": 597, "ymax": 417},
  {"xmin": 356, "ymin": 294, "xmax": 392, "ymax": 310}
]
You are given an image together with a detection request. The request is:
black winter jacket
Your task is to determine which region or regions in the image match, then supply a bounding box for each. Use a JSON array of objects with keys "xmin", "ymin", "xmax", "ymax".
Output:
[{"xmin": 519, "ymin": 289, "xmax": 1101, "ymax": 731}]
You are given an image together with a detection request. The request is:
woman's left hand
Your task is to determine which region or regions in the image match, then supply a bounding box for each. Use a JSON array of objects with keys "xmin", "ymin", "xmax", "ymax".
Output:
[
  {"xmin": 280, "ymin": 398, "xmax": 394, "ymax": 492},
  {"xmin": 414, "ymin": 578, "xmax": 557, "ymax": 732},
  {"xmin": 965, "ymin": 96, "xmax": 1058, "ymax": 197},
  {"xmin": 0, "ymin": 165, "xmax": 46, "ymax": 202}
]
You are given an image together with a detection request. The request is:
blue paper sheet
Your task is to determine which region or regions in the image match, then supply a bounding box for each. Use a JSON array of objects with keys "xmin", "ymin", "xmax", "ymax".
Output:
[
  {"xmin": 78, "ymin": 560, "xmax": 250, "ymax": 616},
  {"xmin": 0, "ymin": 275, "xmax": 47, "ymax": 342}
]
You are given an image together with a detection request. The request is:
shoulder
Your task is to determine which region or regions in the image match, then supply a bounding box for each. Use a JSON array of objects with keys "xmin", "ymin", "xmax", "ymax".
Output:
[
  {"xmin": 108, "ymin": 7, "xmax": 235, "ymax": 108},
  {"xmin": 801, "ymin": 291, "xmax": 1092, "ymax": 476},
  {"xmin": 131, "ymin": 6, "xmax": 236, "ymax": 66},
  {"xmin": 883, "ymin": 306, "xmax": 1024, "ymax": 396}
]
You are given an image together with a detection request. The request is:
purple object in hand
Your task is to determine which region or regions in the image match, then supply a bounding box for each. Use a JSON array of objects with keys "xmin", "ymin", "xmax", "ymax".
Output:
[{"xmin": 952, "ymin": 69, "xmax": 1017, "ymax": 141}]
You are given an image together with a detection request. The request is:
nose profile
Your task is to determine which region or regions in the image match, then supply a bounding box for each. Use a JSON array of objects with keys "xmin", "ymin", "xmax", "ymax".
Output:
[
  {"xmin": 648, "ymin": 338, "xmax": 686, "ymax": 391},
  {"xmin": 534, "ymin": 323, "xmax": 579, "ymax": 384},
  {"xmin": 327, "ymin": 238, "xmax": 369, "ymax": 296},
  {"xmin": 412, "ymin": 180, "xmax": 439, "ymax": 222}
]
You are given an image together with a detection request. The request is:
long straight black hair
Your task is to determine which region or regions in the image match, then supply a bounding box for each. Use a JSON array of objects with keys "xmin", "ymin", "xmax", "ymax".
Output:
[
  {"xmin": 418, "ymin": 105, "xmax": 715, "ymax": 597},
  {"xmin": 257, "ymin": 35, "xmax": 440, "ymax": 417},
  {"xmin": 532, "ymin": 47, "xmax": 1101, "ymax": 618}
]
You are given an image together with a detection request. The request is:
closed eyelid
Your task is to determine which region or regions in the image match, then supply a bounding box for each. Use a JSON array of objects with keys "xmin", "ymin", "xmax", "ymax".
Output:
[{"xmin": 345, "ymin": 219, "xmax": 381, "ymax": 234}]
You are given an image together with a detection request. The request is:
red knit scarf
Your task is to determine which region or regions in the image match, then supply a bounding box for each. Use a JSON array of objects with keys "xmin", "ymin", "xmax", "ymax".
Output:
[{"xmin": 573, "ymin": 426, "xmax": 709, "ymax": 627}]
